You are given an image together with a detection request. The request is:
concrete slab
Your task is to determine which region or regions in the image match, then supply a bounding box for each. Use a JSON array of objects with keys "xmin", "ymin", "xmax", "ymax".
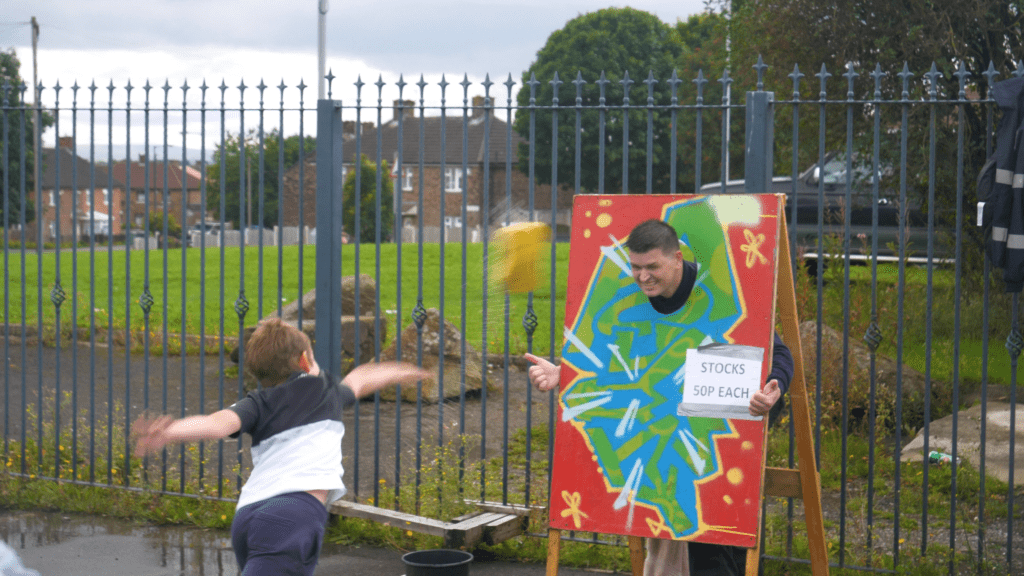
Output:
[{"xmin": 900, "ymin": 401, "xmax": 1024, "ymax": 486}]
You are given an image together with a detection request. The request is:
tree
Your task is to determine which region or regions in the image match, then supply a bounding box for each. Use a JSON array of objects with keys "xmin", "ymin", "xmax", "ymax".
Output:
[
  {"xmin": 514, "ymin": 7, "xmax": 685, "ymax": 193},
  {"xmin": 672, "ymin": 12, "xmax": 745, "ymax": 191},
  {"xmin": 723, "ymin": 0, "xmax": 1024, "ymax": 284},
  {"xmin": 0, "ymin": 49, "xmax": 44, "ymax": 227},
  {"xmin": 146, "ymin": 210, "xmax": 181, "ymax": 239},
  {"xmin": 205, "ymin": 130, "xmax": 315, "ymax": 230},
  {"xmin": 343, "ymin": 154, "xmax": 393, "ymax": 244}
]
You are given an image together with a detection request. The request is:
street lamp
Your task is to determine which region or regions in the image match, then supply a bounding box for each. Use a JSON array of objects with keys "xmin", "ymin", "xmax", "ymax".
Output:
[{"xmin": 239, "ymin": 134, "xmax": 263, "ymax": 232}]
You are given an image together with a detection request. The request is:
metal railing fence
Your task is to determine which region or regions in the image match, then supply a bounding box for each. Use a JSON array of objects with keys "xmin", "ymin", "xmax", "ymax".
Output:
[{"xmin": 1, "ymin": 57, "xmax": 1021, "ymax": 574}]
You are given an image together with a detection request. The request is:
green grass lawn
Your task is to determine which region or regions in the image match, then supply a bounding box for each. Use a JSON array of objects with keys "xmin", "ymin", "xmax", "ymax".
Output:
[
  {"xmin": 2, "ymin": 242, "xmax": 1017, "ymax": 385},
  {"xmin": 2, "ymin": 243, "xmax": 570, "ymax": 357}
]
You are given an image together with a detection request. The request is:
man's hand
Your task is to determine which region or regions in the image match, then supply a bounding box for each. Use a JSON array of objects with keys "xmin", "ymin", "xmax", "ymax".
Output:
[
  {"xmin": 343, "ymin": 361, "xmax": 433, "ymax": 398},
  {"xmin": 749, "ymin": 379, "xmax": 781, "ymax": 417},
  {"xmin": 524, "ymin": 353, "xmax": 561, "ymax": 392}
]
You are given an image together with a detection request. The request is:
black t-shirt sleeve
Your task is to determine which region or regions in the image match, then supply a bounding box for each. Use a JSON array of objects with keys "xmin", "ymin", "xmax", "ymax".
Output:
[
  {"xmin": 226, "ymin": 394, "xmax": 260, "ymax": 439},
  {"xmin": 338, "ymin": 380, "xmax": 356, "ymax": 409},
  {"xmin": 768, "ymin": 332, "xmax": 794, "ymax": 394}
]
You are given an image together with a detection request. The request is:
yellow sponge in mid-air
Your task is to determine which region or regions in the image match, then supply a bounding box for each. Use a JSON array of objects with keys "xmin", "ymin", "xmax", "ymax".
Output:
[{"xmin": 492, "ymin": 222, "xmax": 551, "ymax": 293}]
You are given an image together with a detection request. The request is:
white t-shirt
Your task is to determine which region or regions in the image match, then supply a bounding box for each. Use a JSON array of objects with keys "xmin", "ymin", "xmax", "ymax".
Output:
[{"xmin": 228, "ymin": 371, "xmax": 356, "ymax": 510}]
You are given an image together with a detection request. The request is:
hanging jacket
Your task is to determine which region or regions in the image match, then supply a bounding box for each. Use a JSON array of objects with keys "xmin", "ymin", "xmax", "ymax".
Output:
[{"xmin": 985, "ymin": 76, "xmax": 1024, "ymax": 292}]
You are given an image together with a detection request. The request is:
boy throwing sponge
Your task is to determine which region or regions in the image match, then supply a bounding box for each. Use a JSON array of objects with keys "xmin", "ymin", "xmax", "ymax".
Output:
[{"xmin": 133, "ymin": 317, "xmax": 430, "ymax": 576}]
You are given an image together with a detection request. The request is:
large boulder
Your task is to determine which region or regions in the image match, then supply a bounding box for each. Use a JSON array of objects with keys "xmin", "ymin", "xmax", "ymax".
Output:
[
  {"xmin": 798, "ymin": 321, "xmax": 936, "ymax": 431},
  {"xmin": 232, "ymin": 275, "xmax": 384, "ymax": 372},
  {"xmin": 275, "ymin": 274, "xmax": 378, "ymax": 323},
  {"xmin": 233, "ymin": 316, "xmax": 385, "ymax": 372},
  {"xmin": 342, "ymin": 274, "xmax": 379, "ymax": 317},
  {"xmin": 378, "ymin": 308, "xmax": 486, "ymax": 403}
]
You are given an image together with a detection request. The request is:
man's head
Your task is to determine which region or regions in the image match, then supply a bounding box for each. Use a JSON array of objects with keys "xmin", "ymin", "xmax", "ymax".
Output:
[
  {"xmin": 625, "ymin": 219, "xmax": 684, "ymax": 299},
  {"xmin": 244, "ymin": 317, "xmax": 314, "ymax": 386}
]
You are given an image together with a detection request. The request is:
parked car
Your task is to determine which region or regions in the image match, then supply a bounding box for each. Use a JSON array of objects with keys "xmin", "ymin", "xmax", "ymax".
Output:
[
  {"xmin": 700, "ymin": 152, "xmax": 943, "ymax": 261},
  {"xmin": 186, "ymin": 221, "xmax": 224, "ymax": 246}
]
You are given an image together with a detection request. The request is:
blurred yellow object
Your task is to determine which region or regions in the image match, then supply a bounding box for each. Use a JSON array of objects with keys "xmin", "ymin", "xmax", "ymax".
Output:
[{"xmin": 492, "ymin": 222, "xmax": 551, "ymax": 293}]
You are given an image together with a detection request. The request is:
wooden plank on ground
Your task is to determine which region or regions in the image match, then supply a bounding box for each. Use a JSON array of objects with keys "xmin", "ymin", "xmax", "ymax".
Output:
[
  {"xmin": 444, "ymin": 512, "xmax": 506, "ymax": 549},
  {"xmin": 464, "ymin": 499, "xmax": 544, "ymax": 516},
  {"xmin": 483, "ymin": 514, "xmax": 528, "ymax": 546},
  {"xmin": 330, "ymin": 500, "xmax": 449, "ymax": 537}
]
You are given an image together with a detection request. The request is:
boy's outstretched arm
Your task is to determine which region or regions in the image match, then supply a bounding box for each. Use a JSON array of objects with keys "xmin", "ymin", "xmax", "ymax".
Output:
[
  {"xmin": 342, "ymin": 361, "xmax": 432, "ymax": 399},
  {"xmin": 133, "ymin": 409, "xmax": 241, "ymax": 456}
]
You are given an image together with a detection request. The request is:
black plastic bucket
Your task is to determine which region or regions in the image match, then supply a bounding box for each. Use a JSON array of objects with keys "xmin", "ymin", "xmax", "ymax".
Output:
[{"xmin": 401, "ymin": 549, "xmax": 473, "ymax": 576}]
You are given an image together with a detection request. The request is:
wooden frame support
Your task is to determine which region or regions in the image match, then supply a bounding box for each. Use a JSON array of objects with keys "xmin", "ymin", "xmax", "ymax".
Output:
[
  {"xmin": 769, "ymin": 214, "xmax": 830, "ymax": 576},
  {"xmin": 545, "ymin": 204, "xmax": 829, "ymax": 576}
]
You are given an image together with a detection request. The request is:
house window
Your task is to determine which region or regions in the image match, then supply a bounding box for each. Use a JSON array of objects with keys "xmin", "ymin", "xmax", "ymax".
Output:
[
  {"xmin": 49, "ymin": 190, "xmax": 56, "ymax": 207},
  {"xmin": 402, "ymin": 168, "xmax": 414, "ymax": 191},
  {"xmin": 445, "ymin": 167, "xmax": 470, "ymax": 192},
  {"xmin": 102, "ymin": 188, "xmax": 110, "ymax": 206},
  {"xmin": 444, "ymin": 216, "xmax": 462, "ymax": 229},
  {"xmin": 137, "ymin": 192, "xmax": 145, "ymax": 204},
  {"xmin": 341, "ymin": 166, "xmax": 348, "ymax": 182}
]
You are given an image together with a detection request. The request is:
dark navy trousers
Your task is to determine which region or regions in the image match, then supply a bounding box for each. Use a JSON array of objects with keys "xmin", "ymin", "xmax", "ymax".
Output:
[{"xmin": 231, "ymin": 492, "xmax": 329, "ymax": 576}]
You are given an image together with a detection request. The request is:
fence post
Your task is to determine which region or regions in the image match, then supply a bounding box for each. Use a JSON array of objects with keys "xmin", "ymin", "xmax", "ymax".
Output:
[
  {"xmin": 744, "ymin": 90, "xmax": 775, "ymax": 194},
  {"xmin": 315, "ymin": 98, "xmax": 345, "ymax": 376}
]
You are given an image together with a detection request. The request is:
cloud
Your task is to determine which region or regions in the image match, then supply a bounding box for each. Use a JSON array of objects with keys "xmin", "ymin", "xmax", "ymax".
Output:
[
  {"xmin": 3, "ymin": 0, "xmax": 710, "ymax": 156},
  {"xmin": 4, "ymin": 0, "xmax": 709, "ymax": 81}
]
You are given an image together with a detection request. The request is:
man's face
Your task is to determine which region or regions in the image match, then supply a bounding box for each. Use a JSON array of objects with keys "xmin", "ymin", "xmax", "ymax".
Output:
[{"xmin": 629, "ymin": 247, "xmax": 684, "ymax": 299}]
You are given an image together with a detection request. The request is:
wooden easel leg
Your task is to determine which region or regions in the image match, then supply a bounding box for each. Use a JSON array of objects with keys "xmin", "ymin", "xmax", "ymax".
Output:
[
  {"xmin": 546, "ymin": 528, "xmax": 561, "ymax": 576},
  {"xmin": 628, "ymin": 536, "xmax": 645, "ymax": 576},
  {"xmin": 746, "ymin": 546, "xmax": 760, "ymax": 576},
  {"xmin": 776, "ymin": 216, "xmax": 830, "ymax": 576}
]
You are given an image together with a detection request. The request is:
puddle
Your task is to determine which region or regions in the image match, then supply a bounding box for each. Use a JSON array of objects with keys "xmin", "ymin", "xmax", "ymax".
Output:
[{"xmin": 0, "ymin": 510, "xmax": 236, "ymax": 576}]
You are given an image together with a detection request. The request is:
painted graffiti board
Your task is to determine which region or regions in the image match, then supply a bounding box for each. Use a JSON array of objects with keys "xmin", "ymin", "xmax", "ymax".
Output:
[{"xmin": 548, "ymin": 194, "xmax": 782, "ymax": 548}]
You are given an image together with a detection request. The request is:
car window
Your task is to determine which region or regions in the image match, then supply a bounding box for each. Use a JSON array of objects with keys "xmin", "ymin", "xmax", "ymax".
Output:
[{"xmin": 821, "ymin": 156, "xmax": 881, "ymax": 187}]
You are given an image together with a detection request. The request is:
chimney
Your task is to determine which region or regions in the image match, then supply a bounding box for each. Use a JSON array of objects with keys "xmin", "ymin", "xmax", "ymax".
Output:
[
  {"xmin": 472, "ymin": 95, "xmax": 487, "ymax": 118},
  {"xmin": 58, "ymin": 136, "xmax": 74, "ymax": 149},
  {"xmin": 392, "ymin": 99, "xmax": 415, "ymax": 120}
]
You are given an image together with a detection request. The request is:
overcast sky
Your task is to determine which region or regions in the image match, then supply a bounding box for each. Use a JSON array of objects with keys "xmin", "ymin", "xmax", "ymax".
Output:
[{"xmin": 1, "ymin": 0, "xmax": 711, "ymax": 156}]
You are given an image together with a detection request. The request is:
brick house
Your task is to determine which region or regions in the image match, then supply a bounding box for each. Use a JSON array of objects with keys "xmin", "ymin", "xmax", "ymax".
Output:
[
  {"xmin": 279, "ymin": 97, "xmax": 573, "ymax": 242},
  {"xmin": 109, "ymin": 156, "xmax": 204, "ymax": 233},
  {"xmin": 29, "ymin": 137, "xmax": 126, "ymax": 243}
]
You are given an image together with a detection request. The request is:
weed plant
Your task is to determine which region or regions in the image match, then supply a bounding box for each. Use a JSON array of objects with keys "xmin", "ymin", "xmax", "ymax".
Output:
[{"xmin": 0, "ymin": 391, "xmax": 238, "ymax": 529}]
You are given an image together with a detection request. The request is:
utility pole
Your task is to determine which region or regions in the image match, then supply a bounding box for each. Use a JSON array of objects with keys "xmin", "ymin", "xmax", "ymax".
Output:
[
  {"xmin": 723, "ymin": 2, "xmax": 731, "ymax": 185},
  {"xmin": 318, "ymin": 0, "xmax": 328, "ymax": 99},
  {"xmin": 31, "ymin": 17, "xmax": 40, "ymax": 209}
]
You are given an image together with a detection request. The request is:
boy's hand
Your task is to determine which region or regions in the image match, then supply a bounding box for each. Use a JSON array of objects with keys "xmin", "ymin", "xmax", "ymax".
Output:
[
  {"xmin": 749, "ymin": 379, "xmax": 781, "ymax": 417},
  {"xmin": 132, "ymin": 414, "xmax": 174, "ymax": 456},
  {"xmin": 344, "ymin": 361, "xmax": 433, "ymax": 398},
  {"xmin": 524, "ymin": 353, "xmax": 561, "ymax": 392}
]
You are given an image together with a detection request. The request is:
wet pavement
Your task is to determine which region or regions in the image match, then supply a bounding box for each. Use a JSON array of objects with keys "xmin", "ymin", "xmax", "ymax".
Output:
[{"xmin": 0, "ymin": 510, "xmax": 603, "ymax": 576}]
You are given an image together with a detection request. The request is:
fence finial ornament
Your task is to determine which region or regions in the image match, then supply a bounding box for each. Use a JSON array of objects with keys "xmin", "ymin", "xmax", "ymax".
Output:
[
  {"xmin": 754, "ymin": 55, "xmax": 767, "ymax": 90},
  {"xmin": 789, "ymin": 64, "xmax": 804, "ymax": 100}
]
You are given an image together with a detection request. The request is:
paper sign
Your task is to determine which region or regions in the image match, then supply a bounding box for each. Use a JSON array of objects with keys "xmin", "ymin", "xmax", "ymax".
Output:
[{"xmin": 679, "ymin": 343, "xmax": 765, "ymax": 420}]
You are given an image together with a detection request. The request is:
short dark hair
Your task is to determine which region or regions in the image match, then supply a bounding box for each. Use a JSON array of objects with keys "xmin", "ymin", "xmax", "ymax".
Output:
[
  {"xmin": 244, "ymin": 317, "xmax": 312, "ymax": 386},
  {"xmin": 625, "ymin": 219, "xmax": 679, "ymax": 254}
]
